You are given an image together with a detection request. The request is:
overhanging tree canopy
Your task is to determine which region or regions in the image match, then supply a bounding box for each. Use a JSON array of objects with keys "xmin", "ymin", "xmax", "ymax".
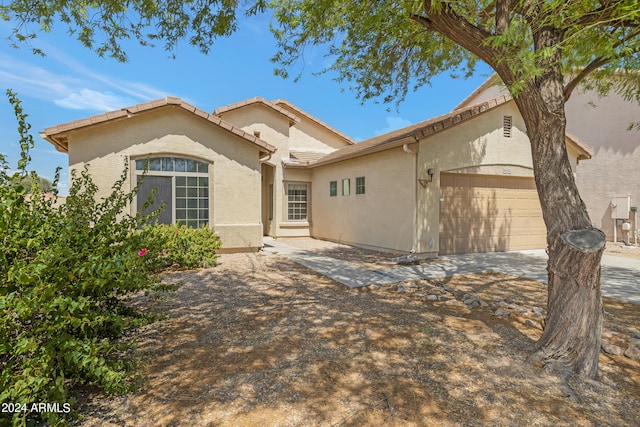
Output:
[{"xmin": 2, "ymin": 0, "xmax": 639, "ymax": 379}]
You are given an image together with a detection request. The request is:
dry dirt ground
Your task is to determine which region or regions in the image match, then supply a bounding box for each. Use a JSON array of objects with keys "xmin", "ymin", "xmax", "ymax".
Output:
[
  {"xmin": 74, "ymin": 242, "xmax": 640, "ymax": 427},
  {"xmin": 604, "ymin": 241, "xmax": 640, "ymax": 260}
]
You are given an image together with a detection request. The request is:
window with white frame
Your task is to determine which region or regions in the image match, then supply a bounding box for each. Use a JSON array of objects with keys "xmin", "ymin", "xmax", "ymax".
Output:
[
  {"xmin": 342, "ymin": 178, "xmax": 350, "ymax": 196},
  {"xmin": 135, "ymin": 157, "xmax": 209, "ymax": 228},
  {"xmin": 286, "ymin": 183, "xmax": 308, "ymax": 221},
  {"xmin": 356, "ymin": 176, "xmax": 365, "ymax": 195}
]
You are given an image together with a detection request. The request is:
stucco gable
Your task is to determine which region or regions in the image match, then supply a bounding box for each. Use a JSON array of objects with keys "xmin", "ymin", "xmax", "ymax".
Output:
[
  {"xmin": 41, "ymin": 97, "xmax": 276, "ymax": 155},
  {"xmin": 213, "ymin": 96, "xmax": 300, "ymax": 125},
  {"xmin": 454, "ymin": 75, "xmax": 503, "ymax": 110},
  {"xmin": 272, "ymin": 99, "xmax": 355, "ymax": 146}
]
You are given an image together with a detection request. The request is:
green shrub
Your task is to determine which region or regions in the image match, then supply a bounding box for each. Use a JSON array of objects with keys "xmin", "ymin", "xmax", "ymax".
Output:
[
  {"xmin": 0, "ymin": 91, "xmax": 176, "ymax": 426},
  {"xmin": 138, "ymin": 224, "xmax": 221, "ymax": 271}
]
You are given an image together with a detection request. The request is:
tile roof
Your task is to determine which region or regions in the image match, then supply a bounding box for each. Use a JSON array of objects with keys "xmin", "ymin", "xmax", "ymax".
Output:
[
  {"xmin": 40, "ymin": 97, "xmax": 276, "ymax": 155},
  {"xmin": 310, "ymin": 95, "xmax": 592, "ymax": 167},
  {"xmin": 310, "ymin": 95, "xmax": 513, "ymax": 167},
  {"xmin": 283, "ymin": 150, "xmax": 335, "ymax": 167},
  {"xmin": 453, "ymin": 74, "xmax": 502, "ymax": 110},
  {"xmin": 213, "ymin": 96, "xmax": 300, "ymax": 125},
  {"xmin": 272, "ymin": 99, "xmax": 356, "ymax": 145},
  {"xmin": 565, "ymin": 131, "xmax": 593, "ymax": 160}
]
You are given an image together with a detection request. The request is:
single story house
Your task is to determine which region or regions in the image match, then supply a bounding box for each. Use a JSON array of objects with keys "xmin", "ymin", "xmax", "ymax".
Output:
[{"xmin": 41, "ymin": 93, "xmax": 591, "ymax": 255}]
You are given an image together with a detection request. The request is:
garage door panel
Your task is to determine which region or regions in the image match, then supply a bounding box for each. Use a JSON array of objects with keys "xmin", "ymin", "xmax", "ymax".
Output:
[{"xmin": 439, "ymin": 173, "xmax": 546, "ymax": 254}]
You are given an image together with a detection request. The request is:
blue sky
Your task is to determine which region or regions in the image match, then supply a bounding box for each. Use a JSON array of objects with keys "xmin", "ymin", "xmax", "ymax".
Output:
[{"xmin": 0, "ymin": 12, "xmax": 492, "ymax": 195}]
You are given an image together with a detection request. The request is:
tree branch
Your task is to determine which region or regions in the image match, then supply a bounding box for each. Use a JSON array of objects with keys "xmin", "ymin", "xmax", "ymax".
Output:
[
  {"xmin": 563, "ymin": 28, "xmax": 640, "ymax": 100},
  {"xmin": 412, "ymin": 1, "xmax": 515, "ymax": 83},
  {"xmin": 496, "ymin": 0, "xmax": 511, "ymax": 34},
  {"xmin": 576, "ymin": 1, "xmax": 640, "ymax": 28}
]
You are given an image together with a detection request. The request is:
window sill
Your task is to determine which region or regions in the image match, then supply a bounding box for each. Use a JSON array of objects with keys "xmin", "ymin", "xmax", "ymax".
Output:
[{"xmin": 280, "ymin": 221, "xmax": 310, "ymax": 228}]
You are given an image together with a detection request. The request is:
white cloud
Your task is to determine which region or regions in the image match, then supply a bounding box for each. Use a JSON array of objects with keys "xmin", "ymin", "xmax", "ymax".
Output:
[
  {"xmin": 0, "ymin": 46, "xmax": 166, "ymax": 113},
  {"xmin": 54, "ymin": 89, "xmax": 135, "ymax": 112},
  {"xmin": 373, "ymin": 117, "xmax": 413, "ymax": 136}
]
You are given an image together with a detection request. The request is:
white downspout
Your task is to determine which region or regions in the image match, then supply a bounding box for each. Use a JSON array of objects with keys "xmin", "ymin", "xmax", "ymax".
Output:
[{"xmin": 403, "ymin": 142, "xmax": 418, "ymax": 255}]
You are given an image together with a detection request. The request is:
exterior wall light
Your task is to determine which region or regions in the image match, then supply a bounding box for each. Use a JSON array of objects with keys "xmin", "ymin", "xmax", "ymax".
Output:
[{"xmin": 418, "ymin": 168, "xmax": 436, "ymax": 187}]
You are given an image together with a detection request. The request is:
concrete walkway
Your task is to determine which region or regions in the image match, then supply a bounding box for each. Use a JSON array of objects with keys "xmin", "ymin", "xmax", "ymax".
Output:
[{"xmin": 262, "ymin": 237, "xmax": 640, "ymax": 305}]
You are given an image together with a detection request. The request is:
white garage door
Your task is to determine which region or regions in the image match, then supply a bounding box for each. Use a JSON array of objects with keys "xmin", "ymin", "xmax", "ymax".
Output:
[{"xmin": 439, "ymin": 173, "xmax": 546, "ymax": 255}]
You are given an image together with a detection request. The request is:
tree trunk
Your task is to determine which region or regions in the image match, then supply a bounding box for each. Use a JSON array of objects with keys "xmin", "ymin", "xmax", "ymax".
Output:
[
  {"xmin": 413, "ymin": 4, "xmax": 606, "ymax": 379},
  {"xmin": 511, "ymin": 56, "xmax": 606, "ymax": 379}
]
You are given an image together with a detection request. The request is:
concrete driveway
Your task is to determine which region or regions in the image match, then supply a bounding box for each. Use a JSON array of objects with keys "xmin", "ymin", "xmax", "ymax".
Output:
[
  {"xmin": 440, "ymin": 250, "xmax": 640, "ymax": 305},
  {"xmin": 263, "ymin": 238, "xmax": 640, "ymax": 305}
]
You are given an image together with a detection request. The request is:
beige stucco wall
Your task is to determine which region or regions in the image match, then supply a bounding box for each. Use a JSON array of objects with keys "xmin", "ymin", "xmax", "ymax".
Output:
[
  {"xmin": 566, "ymin": 88, "xmax": 640, "ymax": 241},
  {"xmin": 278, "ymin": 104, "xmax": 352, "ymax": 150},
  {"xmin": 311, "ymin": 147, "xmax": 415, "ymax": 252},
  {"xmin": 66, "ymin": 107, "xmax": 263, "ymax": 250},
  {"xmin": 416, "ymin": 103, "xmax": 537, "ymax": 254},
  {"xmin": 220, "ymin": 103, "xmax": 352, "ymax": 238},
  {"xmin": 287, "ymin": 122, "xmax": 349, "ymax": 151},
  {"xmin": 463, "ymin": 79, "xmax": 640, "ymax": 241}
]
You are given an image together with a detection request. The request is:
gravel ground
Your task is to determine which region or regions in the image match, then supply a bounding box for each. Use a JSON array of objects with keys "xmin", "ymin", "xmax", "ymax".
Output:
[{"xmin": 73, "ymin": 241, "xmax": 640, "ymax": 426}]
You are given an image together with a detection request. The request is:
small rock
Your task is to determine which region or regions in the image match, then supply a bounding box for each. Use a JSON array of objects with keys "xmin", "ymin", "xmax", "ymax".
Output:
[
  {"xmin": 524, "ymin": 319, "xmax": 537, "ymax": 328},
  {"xmin": 463, "ymin": 296, "xmax": 480, "ymax": 305},
  {"xmin": 397, "ymin": 285, "xmax": 406, "ymax": 293},
  {"xmin": 438, "ymin": 295, "xmax": 449, "ymax": 301},
  {"xmin": 493, "ymin": 297, "xmax": 504, "ymax": 303},
  {"xmin": 505, "ymin": 297, "xmax": 515, "ymax": 304},
  {"xmin": 629, "ymin": 337, "xmax": 640, "ymax": 346},
  {"xmin": 369, "ymin": 284, "xmax": 381, "ymax": 290},
  {"xmin": 601, "ymin": 342, "xmax": 625, "ymax": 356},
  {"xmin": 494, "ymin": 309, "xmax": 510, "ymax": 316},
  {"xmin": 445, "ymin": 299, "xmax": 466, "ymax": 308},
  {"xmin": 530, "ymin": 306, "xmax": 544, "ymax": 317},
  {"xmin": 426, "ymin": 294, "xmax": 438, "ymax": 301},
  {"xmin": 631, "ymin": 331, "xmax": 640, "ymax": 339},
  {"xmin": 624, "ymin": 345, "xmax": 640, "ymax": 360},
  {"xmin": 506, "ymin": 303, "xmax": 519, "ymax": 310}
]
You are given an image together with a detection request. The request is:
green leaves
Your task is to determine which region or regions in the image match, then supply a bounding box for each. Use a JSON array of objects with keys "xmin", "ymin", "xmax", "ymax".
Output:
[
  {"xmin": 0, "ymin": 92, "xmax": 188, "ymax": 426},
  {"xmin": 1, "ymin": 0, "xmax": 248, "ymax": 61},
  {"xmin": 138, "ymin": 223, "xmax": 222, "ymax": 271}
]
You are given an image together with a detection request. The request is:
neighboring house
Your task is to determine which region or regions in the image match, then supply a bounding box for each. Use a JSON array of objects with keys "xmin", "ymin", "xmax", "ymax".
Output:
[
  {"xmin": 457, "ymin": 75, "xmax": 640, "ymax": 243},
  {"xmin": 41, "ymin": 94, "xmax": 591, "ymax": 255}
]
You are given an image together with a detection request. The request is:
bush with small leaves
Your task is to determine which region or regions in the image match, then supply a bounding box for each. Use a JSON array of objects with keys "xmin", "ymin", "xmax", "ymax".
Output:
[
  {"xmin": 0, "ymin": 91, "xmax": 176, "ymax": 426},
  {"xmin": 138, "ymin": 224, "xmax": 221, "ymax": 271}
]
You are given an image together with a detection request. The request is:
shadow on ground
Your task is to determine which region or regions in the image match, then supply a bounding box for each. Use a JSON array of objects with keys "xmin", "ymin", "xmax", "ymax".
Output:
[{"xmin": 75, "ymin": 253, "xmax": 640, "ymax": 427}]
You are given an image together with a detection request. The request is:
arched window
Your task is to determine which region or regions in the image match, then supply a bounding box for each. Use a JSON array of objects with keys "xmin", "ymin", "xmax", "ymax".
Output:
[{"xmin": 135, "ymin": 157, "xmax": 209, "ymax": 228}]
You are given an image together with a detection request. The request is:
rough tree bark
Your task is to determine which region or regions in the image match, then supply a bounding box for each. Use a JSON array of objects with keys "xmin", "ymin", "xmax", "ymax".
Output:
[
  {"xmin": 507, "ymin": 28, "xmax": 606, "ymax": 379},
  {"xmin": 515, "ymin": 82, "xmax": 606, "ymax": 378},
  {"xmin": 413, "ymin": 5, "xmax": 607, "ymax": 378}
]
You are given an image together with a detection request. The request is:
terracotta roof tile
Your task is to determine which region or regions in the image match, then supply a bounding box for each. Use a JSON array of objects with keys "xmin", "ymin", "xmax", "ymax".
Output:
[
  {"xmin": 40, "ymin": 97, "xmax": 276, "ymax": 155},
  {"xmin": 213, "ymin": 97, "xmax": 300, "ymax": 125},
  {"xmin": 310, "ymin": 95, "xmax": 512, "ymax": 167},
  {"xmin": 565, "ymin": 131, "xmax": 593, "ymax": 159}
]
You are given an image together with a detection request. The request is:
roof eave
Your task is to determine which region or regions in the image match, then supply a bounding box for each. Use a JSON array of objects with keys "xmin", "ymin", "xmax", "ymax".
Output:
[{"xmin": 40, "ymin": 98, "xmax": 277, "ymax": 156}]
